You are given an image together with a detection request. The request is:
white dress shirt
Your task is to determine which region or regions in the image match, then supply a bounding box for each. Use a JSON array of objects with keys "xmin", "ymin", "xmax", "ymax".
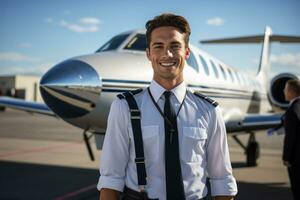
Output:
[{"xmin": 97, "ymin": 80, "xmax": 237, "ymax": 199}]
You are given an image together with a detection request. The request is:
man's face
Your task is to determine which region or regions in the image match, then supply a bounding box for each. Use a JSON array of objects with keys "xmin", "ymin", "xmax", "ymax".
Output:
[
  {"xmin": 284, "ymin": 84, "xmax": 293, "ymax": 102},
  {"xmin": 146, "ymin": 26, "xmax": 190, "ymax": 84}
]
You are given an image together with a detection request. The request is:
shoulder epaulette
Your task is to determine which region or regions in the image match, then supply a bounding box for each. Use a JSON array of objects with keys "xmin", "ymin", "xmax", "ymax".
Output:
[
  {"xmin": 117, "ymin": 88, "xmax": 143, "ymax": 99},
  {"xmin": 193, "ymin": 91, "xmax": 218, "ymax": 107}
]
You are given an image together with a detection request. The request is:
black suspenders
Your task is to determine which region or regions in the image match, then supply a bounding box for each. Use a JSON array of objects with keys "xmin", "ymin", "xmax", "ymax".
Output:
[
  {"xmin": 117, "ymin": 88, "xmax": 217, "ymax": 199},
  {"xmin": 117, "ymin": 89, "xmax": 147, "ymax": 192}
]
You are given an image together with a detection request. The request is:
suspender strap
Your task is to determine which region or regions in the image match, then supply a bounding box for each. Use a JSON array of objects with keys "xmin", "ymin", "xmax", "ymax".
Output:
[{"xmin": 120, "ymin": 91, "xmax": 147, "ymax": 189}]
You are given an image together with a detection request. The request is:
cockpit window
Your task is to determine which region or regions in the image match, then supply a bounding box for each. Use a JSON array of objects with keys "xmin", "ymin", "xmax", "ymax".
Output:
[
  {"xmin": 96, "ymin": 33, "xmax": 130, "ymax": 52},
  {"xmin": 124, "ymin": 34, "xmax": 147, "ymax": 51}
]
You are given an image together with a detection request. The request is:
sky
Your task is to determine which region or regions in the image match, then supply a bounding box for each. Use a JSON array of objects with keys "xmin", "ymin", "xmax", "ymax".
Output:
[{"xmin": 0, "ymin": 0, "xmax": 300, "ymax": 79}]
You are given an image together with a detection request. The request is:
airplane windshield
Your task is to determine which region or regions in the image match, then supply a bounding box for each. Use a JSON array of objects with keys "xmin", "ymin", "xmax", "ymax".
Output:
[
  {"xmin": 96, "ymin": 33, "xmax": 130, "ymax": 52},
  {"xmin": 124, "ymin": 34, "xmax": 147, "ymax": 51}
]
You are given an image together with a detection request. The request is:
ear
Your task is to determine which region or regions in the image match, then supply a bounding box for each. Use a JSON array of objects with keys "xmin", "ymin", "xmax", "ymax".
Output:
[
  {"xmin": 146, "ymin": 48, "xmax": 151, "ymax": 60},
  {"xmin": 185, "ymin": 47, "xmax": 190, "ymax": 60}
]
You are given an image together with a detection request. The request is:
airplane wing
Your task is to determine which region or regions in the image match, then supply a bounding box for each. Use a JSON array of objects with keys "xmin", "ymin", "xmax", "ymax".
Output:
[
  {"xmin": 1, "ymin": 95, "xmax": 283, "ymax": 133},
  {"xmin": 226, "ymin": 113, "xmax": 283, "ymax": 133},
  {"xmin": 200, "ymin": 34, "xmax": 300, "ymax": 43},
  {"xmin": 0, "ymin": 96, "xmax": 55, "ymax": 117}
]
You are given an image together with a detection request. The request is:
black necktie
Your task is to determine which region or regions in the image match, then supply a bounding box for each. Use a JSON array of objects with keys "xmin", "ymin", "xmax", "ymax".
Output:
[{"xmin": 163, "ymin": 91, "xmax": 185, "ymax": 200}]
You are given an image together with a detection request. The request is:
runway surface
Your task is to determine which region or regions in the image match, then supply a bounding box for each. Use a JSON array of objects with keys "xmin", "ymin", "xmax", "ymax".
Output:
[{"xmin": 0, "ymin": 108, "xmax": 293, "ymax": 200}]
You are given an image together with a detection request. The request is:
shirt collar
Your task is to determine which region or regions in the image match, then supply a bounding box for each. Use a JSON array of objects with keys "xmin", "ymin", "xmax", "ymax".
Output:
[
  {"xmin": 290, "ymin": 96, "xmax": 300, "ymax": 105},
  {"xmin": 149, "ymin": 80, "xmax": 187, "ymax": 104}
]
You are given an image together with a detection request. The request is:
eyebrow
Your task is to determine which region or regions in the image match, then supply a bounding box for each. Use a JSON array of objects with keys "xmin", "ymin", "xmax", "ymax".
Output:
[
  {"xmin": 151, "ymin": 42, "xmax": 164, "ymax": 46},
  {"xmin": 171, "ymin": 41, "xmax": 181, "ymax": 45},
  {"xmin": 151, "ymin": 41, "xmax": 182, "ymax": 46}
]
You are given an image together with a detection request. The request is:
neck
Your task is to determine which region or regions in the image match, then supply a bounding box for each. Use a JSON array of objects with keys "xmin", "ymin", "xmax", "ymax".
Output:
[{"xmin": 154, "ymin": 77, "xmax": 184, "ymax": 90}]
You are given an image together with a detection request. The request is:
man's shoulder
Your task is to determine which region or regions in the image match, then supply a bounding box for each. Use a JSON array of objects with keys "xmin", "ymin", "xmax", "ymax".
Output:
[
  {"xmin": 109, "ymin": 89, "xmax": 145, "ymax": 115},
  {"xmin": 189, "ymin": 90, "xmax": 219, "ymax": 108},
  {"xmin": 116, "ymin": 88, "xmax": 144, "ymax": 100},
  {"xmin": 290, "ymin": 98, "xmax": 300, "ymax": 119}
]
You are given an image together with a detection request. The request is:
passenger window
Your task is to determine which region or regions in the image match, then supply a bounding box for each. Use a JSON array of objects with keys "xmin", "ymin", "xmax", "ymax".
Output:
[
  {"xmin": 234, "ymin": 71, "xmax": 241, "ymax": 84},
  {"xmin": 227, "ymin": 68, "xmax": 234, "ymax": 82},
  {"xmin": 238, "ymin": 73, "xmax": 244, "ymax": 85},
  {"xmin": 210, "ymin": 60, "xmax": 219, "ymax": 78},
  {"xmin": 245, "ymin": 76, "xmax": 250, "ymax": 86},
  {"xmin": 242, "ymin": 74, "xmax": 249, "ymax": 86},
  {"xmin": 186, "ymin": 51, "xmax": 199, "ymax": 72},
  {"xmin": 199, "ymin": 55, "xmax": 210, "ymax": 76},
  {"xmin": 219, "ymin": 64, "xmax": 227, "ymax": 80}
]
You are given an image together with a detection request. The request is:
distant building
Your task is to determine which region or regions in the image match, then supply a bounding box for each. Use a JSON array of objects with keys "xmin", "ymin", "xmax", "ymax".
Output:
[{"xmin": 0, "ymin": 75, "xmax": 43, "ymax": 103}]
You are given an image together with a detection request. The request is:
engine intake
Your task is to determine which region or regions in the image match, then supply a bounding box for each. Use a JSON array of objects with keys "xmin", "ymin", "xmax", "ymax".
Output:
[{"xmin": 268, "ymin": 73, "xmax": 299, "ymax": 110}]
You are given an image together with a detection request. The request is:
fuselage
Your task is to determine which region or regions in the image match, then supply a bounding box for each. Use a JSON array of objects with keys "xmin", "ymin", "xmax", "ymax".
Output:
[{"xmin": 40, "ymin": 30, "xmax": 271, "ymax": 133}]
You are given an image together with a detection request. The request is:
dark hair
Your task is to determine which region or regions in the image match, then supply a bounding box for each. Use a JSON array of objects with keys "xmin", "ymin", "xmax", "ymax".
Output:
[
  {"xmin": 145, "ymin": 13, "xmax": 191, "ymax": 48},
  {"xmin": 286, "ymin": 80, "xmax": 300, "ymax": 95}
]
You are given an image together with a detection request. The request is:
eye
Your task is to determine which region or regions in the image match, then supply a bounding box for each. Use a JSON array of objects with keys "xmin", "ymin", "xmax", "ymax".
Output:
[
  {"xmin": 153, "ymin": 45, "xmax": 163, "ymax": 49},
  {"xmin": 172, "ymin": 44, "xmax": 181, "ymax": 50}
]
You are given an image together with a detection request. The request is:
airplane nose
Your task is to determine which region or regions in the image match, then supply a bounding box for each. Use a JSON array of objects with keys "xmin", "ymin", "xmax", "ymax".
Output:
[{"xmin": 40, "ymin": 59, "xmax": 102, "ymax": 119}]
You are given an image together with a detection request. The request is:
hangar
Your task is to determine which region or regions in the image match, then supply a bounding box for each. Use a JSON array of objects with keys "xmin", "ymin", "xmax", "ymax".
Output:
[{"xmin": 0, "ymin": 75, "xmax": 43, "ymax": 103}]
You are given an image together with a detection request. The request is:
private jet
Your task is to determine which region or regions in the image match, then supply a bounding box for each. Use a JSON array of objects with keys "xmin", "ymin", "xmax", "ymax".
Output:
[{"xmin": 1, "ymin": 26, "xmax": 299, "ymax": 166}]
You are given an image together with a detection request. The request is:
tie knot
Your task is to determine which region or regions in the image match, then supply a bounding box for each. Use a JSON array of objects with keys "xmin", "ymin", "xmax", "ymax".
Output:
[{"xmin": 163, "ymin": 91, "xmax": 172, "ymax": 99}]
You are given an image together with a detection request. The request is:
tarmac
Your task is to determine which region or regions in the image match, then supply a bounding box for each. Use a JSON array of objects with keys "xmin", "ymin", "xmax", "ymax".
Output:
[{"xmin": 0, "ymin": 108, "xmax": 293, "ymax": 200}]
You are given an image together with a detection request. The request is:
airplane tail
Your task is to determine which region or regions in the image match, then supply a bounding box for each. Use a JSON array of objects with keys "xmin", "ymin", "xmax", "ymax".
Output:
[{"xmin": 200, "ymin": 26, "xmax": 300, "ymax": 90}]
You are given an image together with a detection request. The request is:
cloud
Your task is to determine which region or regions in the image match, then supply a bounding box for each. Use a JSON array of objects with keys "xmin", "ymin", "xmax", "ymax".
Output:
[
  {"xmin": 45, "ymin": 17, "xmax": 53, "ymax": 24},
  {"xmin": 0, "ymin": 63, "xmax": 54, "ymax": 76},
  {"xmin": 0, "ymin": 52, "xmax": 39, "ymax": 62},
  {"xmin": 59, "ymin": 17, "xmax": 100, "ymax": 33},
  {"xmin": 270, "ymin": 53, "xmax": 300, "ymax": 67},
  {"xmin": 207, "ymin": 17, "xmax": 224, "ymax": 26},
  {"xmin": 79, "ymin": 17, "xmax": 100, "ymax": 25}
]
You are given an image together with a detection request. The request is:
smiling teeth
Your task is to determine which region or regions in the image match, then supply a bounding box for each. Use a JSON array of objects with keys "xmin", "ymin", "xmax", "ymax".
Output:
[{"xmin": 160, "ymin": 62, "xmax": 175, "ymax": 67}]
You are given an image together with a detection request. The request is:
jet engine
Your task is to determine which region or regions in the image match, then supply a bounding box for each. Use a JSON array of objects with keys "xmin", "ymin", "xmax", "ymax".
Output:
[{"xmin": 268, "ymin": 73, "xmax": 299, "ymax": 111}]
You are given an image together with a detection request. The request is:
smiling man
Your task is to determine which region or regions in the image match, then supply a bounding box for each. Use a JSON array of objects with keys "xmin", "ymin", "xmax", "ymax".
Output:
[{"xmin": 98, "ymin": 13, "xmax": 237, "ymax": 200}]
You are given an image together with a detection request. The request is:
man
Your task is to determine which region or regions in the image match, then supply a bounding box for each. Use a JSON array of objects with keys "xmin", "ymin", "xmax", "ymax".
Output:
[
  {"xmin": 282, "ymin": 80, "xmax": 300, "ymax": 200},
  {"xmin": 97, "ymin": 13, "xmax": 237, "ymax": 200}
]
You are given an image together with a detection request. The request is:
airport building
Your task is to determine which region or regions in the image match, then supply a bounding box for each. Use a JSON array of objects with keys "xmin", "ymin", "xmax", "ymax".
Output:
[{"xmin": 0, "ymin": 75, "xmax": 43, "ymax": 103}]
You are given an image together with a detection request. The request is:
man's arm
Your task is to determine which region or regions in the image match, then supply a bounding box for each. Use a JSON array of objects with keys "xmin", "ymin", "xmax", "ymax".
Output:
[
  {"xmin": 100, "ymin": 188, "xmax": 120, "ymax": 200},
  {"xmin": 206, "ymin": 106, "xmax": 238, "ymax": 197},
  {"xmin": 283, "ymin": 109, "xmax": 297, "ymax": 163},
  {"xmin": 97, "ymin": 99, "xmax": 130, "ymax": 195}
]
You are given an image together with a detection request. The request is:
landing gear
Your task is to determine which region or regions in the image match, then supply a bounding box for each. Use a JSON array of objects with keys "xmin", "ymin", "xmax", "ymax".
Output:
[
  {"xmin": 232, "ymin": 132, "xmax": 260, "ymax": 166},
  {"xmin": 0, "ymin": 106, "xmax": 5, "ymax": 112},
  {"xmin": 246, "ymin": 133, "xmax": 260, "ymax": 166},
  {"xmin": 83, "ymin": 130, "xmax": 105, "ymax": 161},
  {"xmin": 83, "ymin": 130, "xmax": 95, "ymax": 161}
]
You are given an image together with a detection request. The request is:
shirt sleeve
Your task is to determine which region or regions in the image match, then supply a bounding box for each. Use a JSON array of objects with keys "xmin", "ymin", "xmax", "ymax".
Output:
[
  {"xmin": 97, "ymin": 98, "xmax": 130, "ymax": 192},
  {"xmin": 206, "ymin": 106, "xmax": 238, "ymax": 196}
]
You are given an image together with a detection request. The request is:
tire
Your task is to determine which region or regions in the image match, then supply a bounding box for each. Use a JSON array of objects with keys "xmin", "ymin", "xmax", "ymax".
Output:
[{"xmin": 246, "ymin": 141, "xmax": 260, "ymax": 166}]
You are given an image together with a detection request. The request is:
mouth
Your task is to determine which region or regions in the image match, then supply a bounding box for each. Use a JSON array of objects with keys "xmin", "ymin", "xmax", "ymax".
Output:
[{"xmin": 159, "ymin": 61, "xmax": 177, "ymax": 68}]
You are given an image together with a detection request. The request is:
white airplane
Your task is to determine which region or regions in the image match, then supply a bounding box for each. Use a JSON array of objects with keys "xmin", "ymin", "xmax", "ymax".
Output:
[{"xmin": 1, "ymin": 26, "xmax": 299, "ymax": 166}]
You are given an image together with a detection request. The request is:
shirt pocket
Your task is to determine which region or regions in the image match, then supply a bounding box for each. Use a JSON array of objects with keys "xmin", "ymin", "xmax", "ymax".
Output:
[
  {"xmin": 142, "ymin": 125, "xmax": 159, "ymax": 162},
  {"xmin": 181, "ymin": 127, "xmax": 207, "ymax": 163}
]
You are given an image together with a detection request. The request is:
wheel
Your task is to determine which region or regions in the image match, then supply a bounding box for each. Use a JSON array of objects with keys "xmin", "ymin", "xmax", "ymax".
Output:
[
  {"xmin": 0, "ymin": 106, "xmax": 5, "ymax": 112},
  {"xmin": 246, "ymin": 141, "xmax": 260, "ymax": 166}
]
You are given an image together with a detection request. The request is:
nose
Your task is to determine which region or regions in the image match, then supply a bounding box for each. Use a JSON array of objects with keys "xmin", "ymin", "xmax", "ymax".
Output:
[
  {"xmin": 166, "ymin": 49, "xmax": 173, "ymax": 57},
  {"xmin": 40, "ymin": 59, "xmax": 102, "ymax": 119},
  {"xmin": 162, "ymin": 48, "xmax": 173, "ymax": 58}
]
